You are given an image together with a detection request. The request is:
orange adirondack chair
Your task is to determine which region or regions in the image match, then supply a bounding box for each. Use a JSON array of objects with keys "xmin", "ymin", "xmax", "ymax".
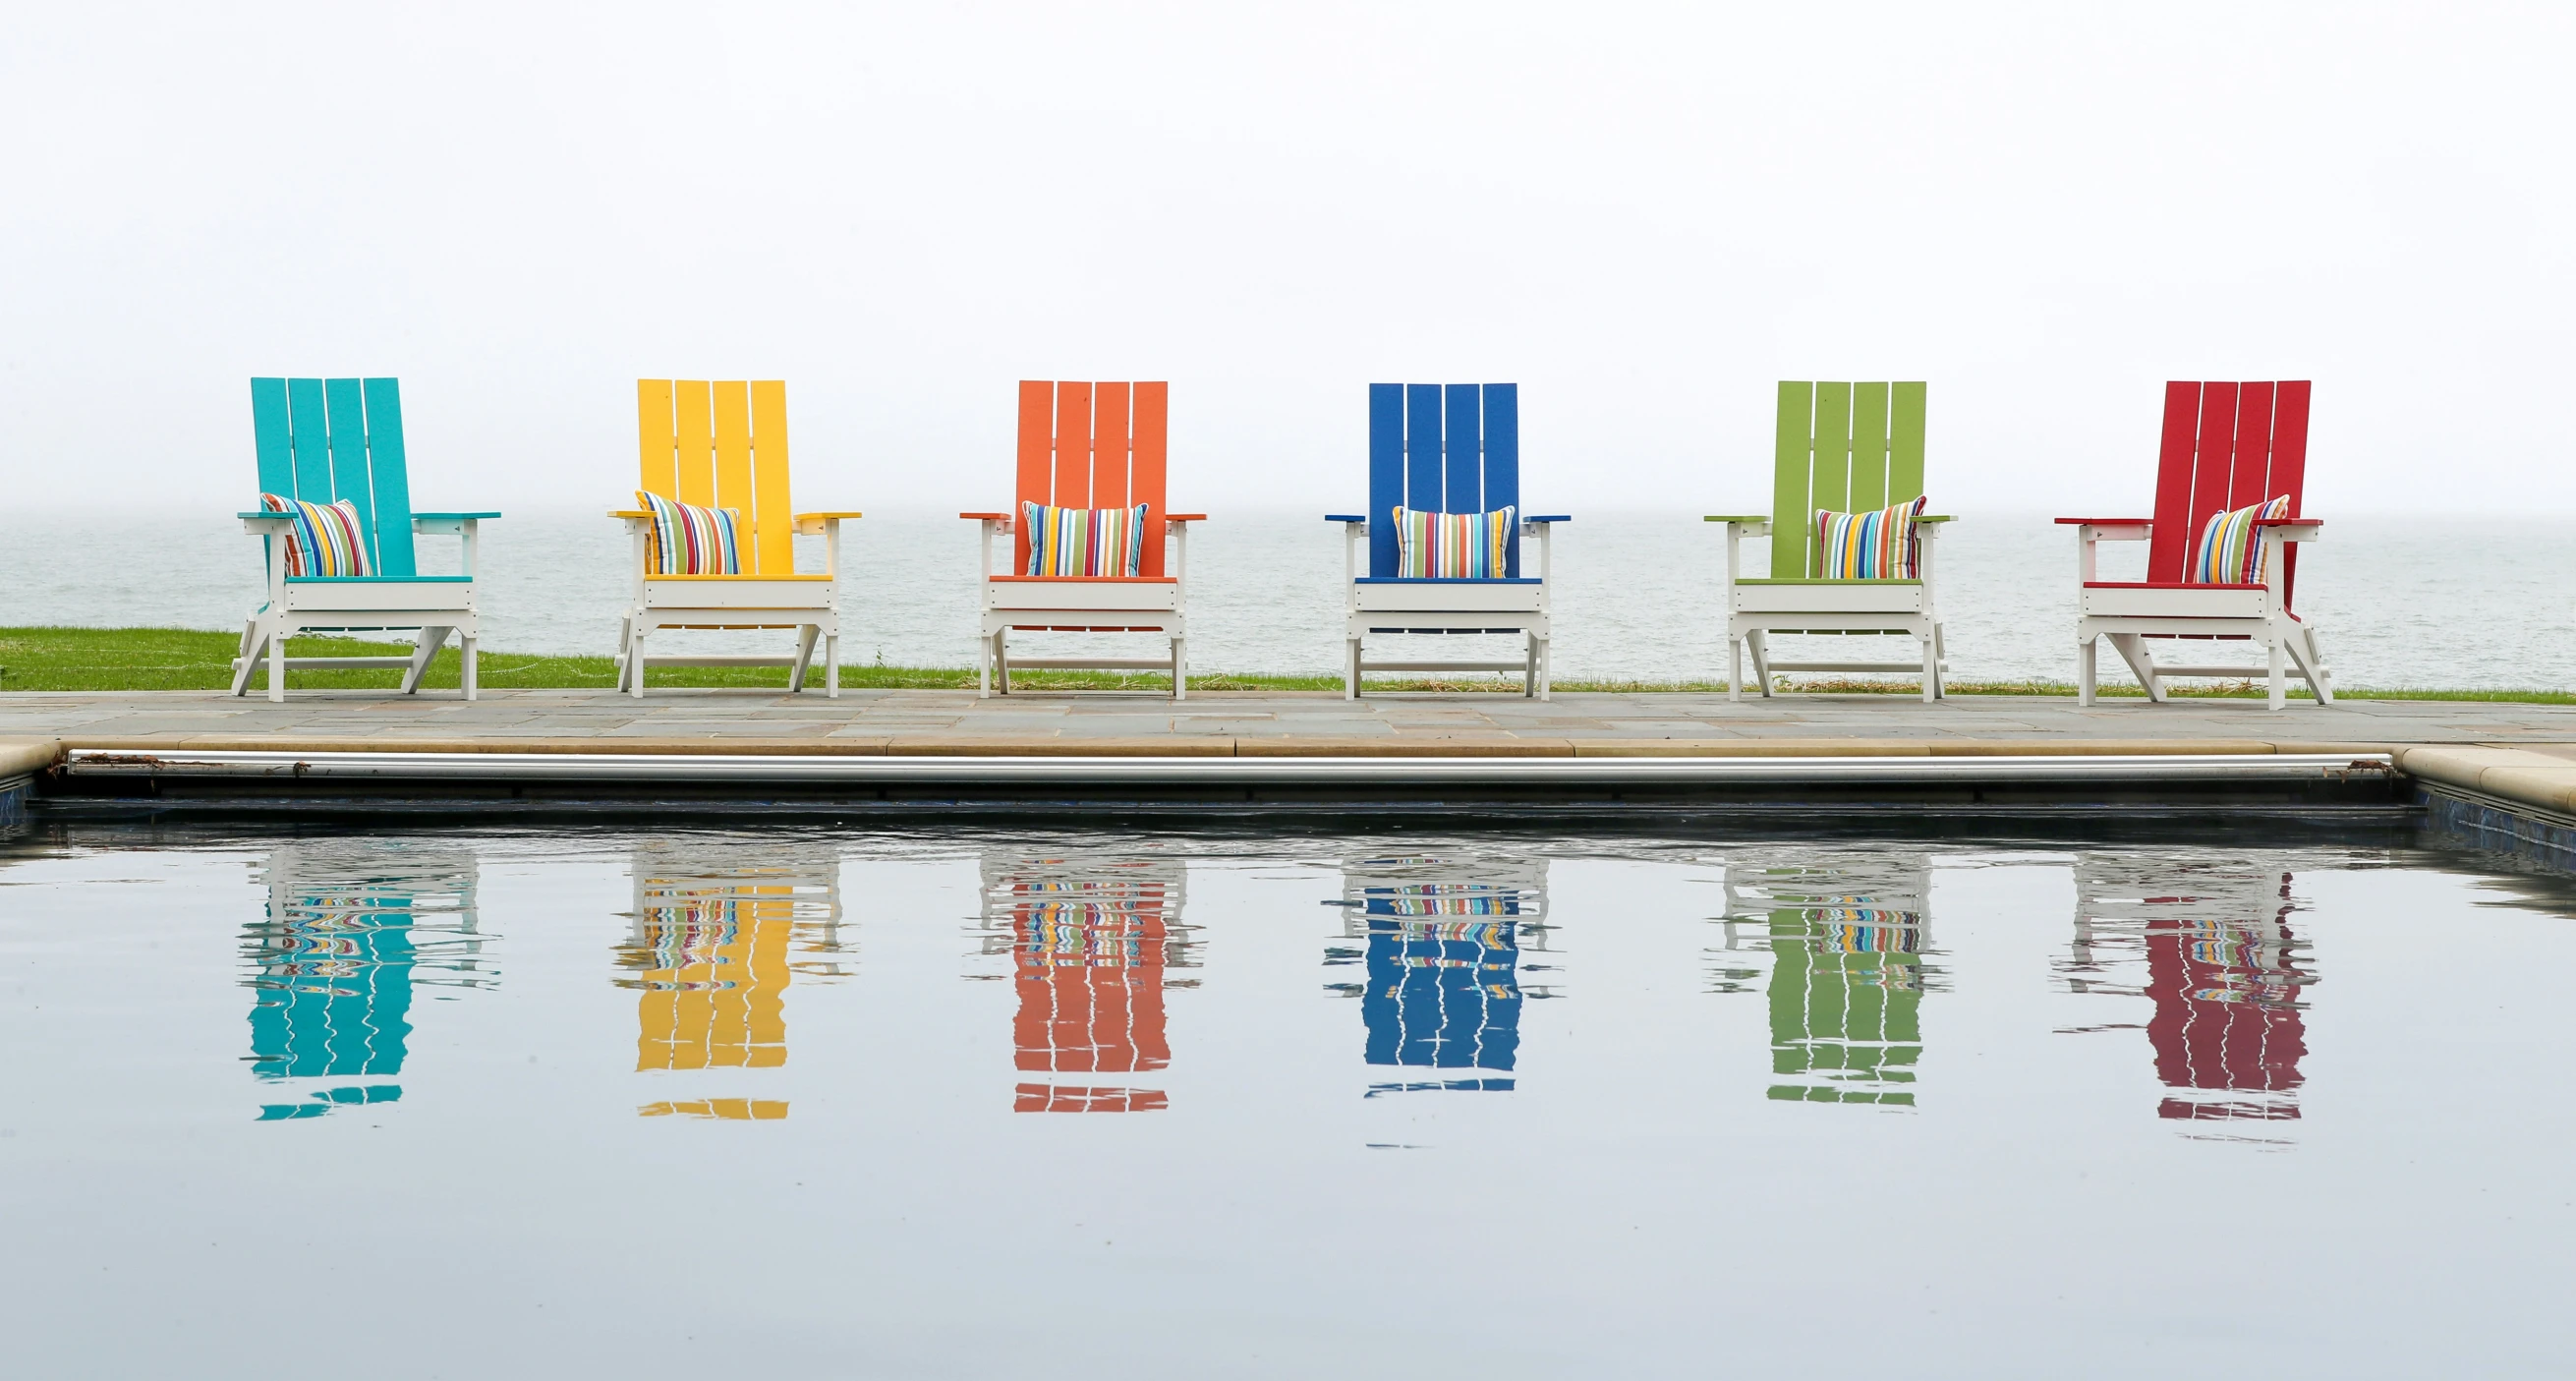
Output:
[
  {"xmin": 962, "ymin": 381, "xmax": 1203, "ymax": 698},
  {"xmin": 613, "ymin": 380, "xmax": 861, "ymax": 697},
  {"xmin": 2057, "ymin": 381, "xmax": 2330, "ymax": 710}
]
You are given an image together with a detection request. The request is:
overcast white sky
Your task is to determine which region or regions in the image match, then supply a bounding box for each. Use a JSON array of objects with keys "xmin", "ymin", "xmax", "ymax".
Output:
[{"xmin": 4, "ymin": 2, "xmax": 2568, "ymax": 518}]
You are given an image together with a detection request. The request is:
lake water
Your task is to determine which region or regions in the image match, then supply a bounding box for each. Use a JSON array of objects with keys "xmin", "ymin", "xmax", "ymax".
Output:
[
  {"xmin": 4, "ymin": 507, "xmax": 2572, "ymax": 688},
  {"xmin": 2, "ymin": 823, "xmax": 2571, "ymax": 1377}
]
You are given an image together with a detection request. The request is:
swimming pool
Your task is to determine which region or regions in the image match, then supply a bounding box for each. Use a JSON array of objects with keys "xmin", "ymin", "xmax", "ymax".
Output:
[{"xmin": 2, "ymin": 824, "xmax": 2568, "ymax": 1377}]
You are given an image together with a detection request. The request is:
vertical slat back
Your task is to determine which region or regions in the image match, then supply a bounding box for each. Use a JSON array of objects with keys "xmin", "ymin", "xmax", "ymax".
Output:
[
  {"xmin": 2226, "ymin": 381, "xmax": 2277, "ymax": 511},
  {"xmin": 712, "ymin": 381, "xmax": 756, "ymax": 557},
  {"xmin": 322, "ymin": 379, "xmax": 378, "ymax": 566},
  {"xmin": 1888, "ymin": 382, "xmax": 1927, "ymax": 504},
  {"xmin": 1093, "ymin": 383, "xmax": 1132, "ymax": 510},
  {"xmin": 2269, "ymin": 381, "xmax": 2312, "ymax": 608},
  {"xmin": 1443, "ymin": 383, "xmax": 1482, "ymax": 513},
  {"xmin": 1013, "ymin": 381, "xmax": 1053, "ymax": 573},
  {"xmin": 1849, "ymin": 382, "xmax": 1891, "ymax": 512},
  {"xmin": 2183, "ymin": 382, "xmax": 2241, "ymax": 572},
  {"xmin": 1054, "ymin": 382, "xmax": 1094, "ymax": 509},
  {"xmin": 2146, "ymin": 382, "xmax": 2204, "ymax": 582},
  {"xmin": 747, "ymin": 381, "xmax": 794, "ymax": 578},
  {"xmin": 1368, "ymin": 383, "xmax": 1403, "ymax": 577},
  {"xmin": 251, "ymin": 378, "xmax": 295, "ymax": 497},
  {"xmin": 1483, "ymin": 383, "xmax": 1521, "ymax": 577},
  {"xmin": 360, "ymin": 377, "xmax": 417, "ymax": 578},
  {"xmin": 637, "ymin": 380, "xmax": 678, "ymax": 500},
  {"xmin": 1808, "ymin": 382, "xmax": 1854, "ymax": 575},
  {"xmin": 250, "ymin": 375, "xmax": 417, "ymax": 576},
  {"xmin": 1012, "ymin": 382, "xmax": 1170, "ymax": 575},
  {"xmin": 285, "ymin": 378, "xmax": 333, "ymax": 505},
  {"xmin": 1368, "ymin": 383, "xmax": 1522, "ymax": 577},
  {"xmin": 636, "ymin": 380, "xmax": 794, "ymax": 574},
  {"xmin": 1130, "ymin": 382, "xmax": 1169, "ymax": 578},
  {"xmin": 672, "ymin": 381, "xmax": 715, "ymax": 507},
  {"xmin": 1404, "ymin": 383, "xmax": 1443, "ymax": 513},
  {"xmin": 1769, "ymin": 381, "xmax": 1812, "ymax": 579}
]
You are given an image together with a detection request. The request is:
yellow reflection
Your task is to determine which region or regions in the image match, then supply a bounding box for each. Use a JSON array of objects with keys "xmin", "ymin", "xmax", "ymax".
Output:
[{"xmin": 639, "ymin": 1099, "xmax": 789, "ymax": 1121}]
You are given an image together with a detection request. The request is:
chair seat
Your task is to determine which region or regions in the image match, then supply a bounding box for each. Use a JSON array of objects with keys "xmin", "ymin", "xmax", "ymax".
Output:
[
  {"xmin": 2083, "ymin": 581, "xmax": 2261, "ymax": 591},
  {"xmin": 1352, "ymin": 577, "xmax": 1541, "ymax": 585},
  {"xmin": 283, "ymin": 575, "xmax": 472, "ymax": 584},
  {"xmin": 1736, "ymin": 579, "xmax": 1924, "ymax": 615},
  {"xmin": 988, "ymin": 575, "xmax": 1177, "ymax": 584}
]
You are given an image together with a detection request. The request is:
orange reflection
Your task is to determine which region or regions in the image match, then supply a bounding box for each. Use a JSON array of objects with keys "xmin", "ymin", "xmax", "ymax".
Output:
[{"xmin": 982, "ymin": 849, "xmax": 1194, "ymax": 1112}]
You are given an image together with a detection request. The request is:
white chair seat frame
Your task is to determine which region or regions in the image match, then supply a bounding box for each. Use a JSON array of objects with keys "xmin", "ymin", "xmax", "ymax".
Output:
[
  {"xmin": 2070, "ymin": 519, "xmax": 2332, "ymax": 711},
  {"xmin": 972, "ymin": 514, "xmax": 1195, "ymax": 700},
  {"xmin": 1335, "ymin": 517, "xmax": 1559, "ymax": 700},
  {"xmin": 232, "ymin": 513, "xmax": 487, "ymax": 703},
  {"xmin": 614, "ymin": 515, "xmax": 851, "ymax": 698},
  {"xmin": 1710, "ymin": 515, "xmax": 1952, "ymax": 703}
]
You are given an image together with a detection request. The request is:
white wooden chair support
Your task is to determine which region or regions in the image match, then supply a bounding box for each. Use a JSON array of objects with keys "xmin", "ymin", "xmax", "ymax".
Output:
[
  {"xmin": 970, "ymin": 512, "xmax": 1196, "ymax": 700},
  {"xmin": 230, "ymin": 511, "xmax": 490, "ymax": 704},
  {"xmin": 613, "ymin": 511, "xmax": 854, "ymax": 699},
  {"xmin": 1707, "ymin": 514, "xmax": 1953, "ymax": 704},
  {"xmin": 2067, "ymin": 518, "xmax": 2333, "ymax": 711},
  {"xmin": 1336, "ymin": 515, "xmax": 1560, "ymax": 701}
]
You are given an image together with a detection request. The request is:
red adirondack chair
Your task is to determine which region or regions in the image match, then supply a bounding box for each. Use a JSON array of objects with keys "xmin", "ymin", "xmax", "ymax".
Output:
[
  {"xmin": 962, "ymin": 381, "xmax": 1204, "ymax": 698},
  {"xmin": 2057, "ymin": 381, "xmax": 2330, "ymax": 710}
]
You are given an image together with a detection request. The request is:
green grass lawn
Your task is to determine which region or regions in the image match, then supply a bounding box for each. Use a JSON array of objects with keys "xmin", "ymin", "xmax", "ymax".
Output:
[{"xmin": 0, "ymin": 626, "xmax": 2566, "ymax": 701}]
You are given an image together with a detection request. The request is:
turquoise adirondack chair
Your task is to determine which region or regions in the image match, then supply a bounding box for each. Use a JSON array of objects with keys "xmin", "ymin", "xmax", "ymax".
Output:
[
  {"xmin": 1706, "ymin": 382, "xmax": 1952, "ymax": 702},
  {"xmin": 235, "ymin": 377, "xmax": 497, "ymax": 701}
]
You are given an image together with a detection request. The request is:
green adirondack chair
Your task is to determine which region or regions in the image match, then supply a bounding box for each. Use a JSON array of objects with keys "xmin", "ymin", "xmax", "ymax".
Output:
[
  {"xmin": 234, "ymin": 377, "xmax": 498, "ymax": 701},
  {"xmin": 1706, "ymin": 381, "xmax": 1952, "ymax": 702}
]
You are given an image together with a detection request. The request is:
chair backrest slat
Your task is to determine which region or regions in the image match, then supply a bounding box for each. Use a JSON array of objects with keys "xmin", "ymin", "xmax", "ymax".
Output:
[
  {"xmin": 249, "ymin": 375, "xmax": 417, "ymax": 576},
  {"xmin": 1769, "ymin": 381, "xmax": 1928, "ymax": 578},
  {"xmin": 635, "ymin": 379, "xmax": 796, "ymax": 575},
  {"xmin": 1012, "ymin": 381, "xmax": 1171, "ymax": 577},
  {"xmin": 2145, "ymin": 380, "xmax": 2313, "ymax": 602},
  {"xmin": 1365, "ymin": 383, "xmax": 1521, "ymax": 578}
]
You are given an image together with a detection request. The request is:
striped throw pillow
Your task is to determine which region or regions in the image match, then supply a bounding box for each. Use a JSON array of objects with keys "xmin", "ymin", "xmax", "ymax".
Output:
[
  {"xmin": 638, "ymin": 490, "xmax": 742, "ymax": 575},
  {"xmin": 1394, "ymin": 505, "xmax": 1515, "ymax": 578},
  {"xmin": 2190, "ymin": 494, "xmax": 2291, "ymax": 585},
  {"xmin": 1814, "ymin": 495, "xmax": 1925, "ymax": 579},
  {"xmin": 1023, "ymin": 501, "xmax": 1149, "ymax": 577},
  {"xmin": 259, "ymin": 493, "xmax": 373, "ymax": 578}
]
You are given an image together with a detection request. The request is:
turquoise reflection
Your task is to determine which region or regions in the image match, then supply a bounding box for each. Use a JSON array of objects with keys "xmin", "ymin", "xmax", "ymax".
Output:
[{"xmin": 244, "ymin": 841, "xmax": 487, "ymax": 1121}]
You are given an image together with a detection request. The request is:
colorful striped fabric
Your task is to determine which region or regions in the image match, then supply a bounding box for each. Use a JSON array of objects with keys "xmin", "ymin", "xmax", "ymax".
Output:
[
  {"xmin": 1393, "ymin": 504, "xmax": 1514, "ymax": 578},
  {"xmin": 638, "ymin": 490, "xmax": 742, "ymax": 575},
  {"xmin": 259, "ymin": 492, "xmax": 373, "ymax": 578},
  {"xmin": 1022, "ymin": 501, "xmax": 1148, "ymax": 577},
  {"xmin": 2189, "ymin": 494, "xmax": 2291, "ymax": 585},
  {"xmin": 1814, "ymin": 494, "xmax": 1925, "ymax": 579}
]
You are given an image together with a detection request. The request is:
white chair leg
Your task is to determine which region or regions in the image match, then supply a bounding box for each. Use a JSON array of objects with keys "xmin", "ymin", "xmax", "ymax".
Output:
[
  {"xmin": 1346, "ymin": 637, "xmax": 1361, "ymax": 700},
  {"xmin": 2267, "ymin": 636, "xmax": 2287, "ymax": 711},
  {"xmin": 402, "ymin": 626, "xmax": 449, "ymax": 694},
  {"xmin": 2106, "ymin": 633, "xmax": 2164, "ymax": 703},
  {"xmin": 2078, "ymin": 634, "xmax": 2096, "ymax": 707},
  {"xmin": 1919, "ymin": 632, "xmax": 1937, "ymax": 704},
  {"xmin": 1727, "ymin": 634, "xmax": 1741, "ymax": 703},
  {"xmin": 267, "ymin": 624, "xmax": 287, "ymax": 703},
  {"xmin": 462, "ymin": 635, "xmax": 478, "ymax": 702},
  {"xmin": 1524, "ymin": 633, "xmax": 1538, "ymax": 698},
  {"xmin": 825, "ymin": 633, "xmax": 839, "ymax": 699},
  {"xmin": 1172, "ymin": 634, "xmax": 1186, "ymax": 701},
  {"xmin": 630, "ymin": 629, "xmax": 647, "ymax": 699},
  {"xmin": 789, "ymin": 625, "xmax": 819, "ymax": 693},
  {"xmin": 230, "ymin": 619, "xmax": 268, "ymax": 697},
  {"xmin": 2300, "ymin": 626, "xmax": 2334, "ymax": 705},
  {"xmin": 1538, "ymin": 635, "xmax": 1552, "ymax": 701},
  {"xmin": 613, "ymin": 615, "xmax": 634, "ymax": 693},
  {"xmin": 978, "ymin": 629, "xmax": 993, "ymax": 698},
  {"xmin": 1930, "ymin": 622, "xmax": 1948, "ymax": 700},
  {"xmin": 995, "ymin": 628, "xmax": 1010, "ymax": 696},
  {"xmin": 1747, "ymin": 631, "xmax": 1773, "ymax": 697}
]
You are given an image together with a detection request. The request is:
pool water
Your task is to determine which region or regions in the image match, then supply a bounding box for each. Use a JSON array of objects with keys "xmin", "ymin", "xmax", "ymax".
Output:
[{"xmin": 2, "ymin": 825, "xmax": 2570, "ymax": 1378}]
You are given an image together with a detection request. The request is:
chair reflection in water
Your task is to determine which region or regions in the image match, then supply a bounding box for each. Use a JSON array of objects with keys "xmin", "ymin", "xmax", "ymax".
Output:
[
  {"xmin": 244, "ymin": 840, "xmax": 487, "ymax": 1121},
  {"xmin": 1720, "ymin": 851, "xmax": 1936, "ymax": 1107},
  {"xmin": 979, "ymin": 847, "xmax": 1196, "ymax": 1113},
  {"xmin": 1326, "ymin": 854, "xmax": 1551, "ymax": 1095},
  {"xmin": 617, "ymin": 839, "xmax": 847, "ymax": 1121},
  {"xmin": 2062, "ymin": 854, "xmax": 2311, "ymax": 1130}
]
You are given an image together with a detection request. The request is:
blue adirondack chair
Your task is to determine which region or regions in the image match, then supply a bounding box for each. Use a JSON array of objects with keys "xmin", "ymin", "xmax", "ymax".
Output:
[
  {"xmin": 235, "ymin": 377, "xmax": 498, "ymax": 700},
  {"xmin": 1327, "ymin": 383, "xmax": 1569, "ymax": 698}
]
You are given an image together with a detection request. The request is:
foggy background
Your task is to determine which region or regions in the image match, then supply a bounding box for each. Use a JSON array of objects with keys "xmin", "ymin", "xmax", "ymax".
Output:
[{"xmin": 3, "ymin": 2, "xmax": 2568, "ymax": 520}]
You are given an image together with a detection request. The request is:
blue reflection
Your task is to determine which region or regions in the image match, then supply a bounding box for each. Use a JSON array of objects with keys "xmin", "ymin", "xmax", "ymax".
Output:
[{"xmin": 1332, "ymin": 855, "xmax": 1549, "ymax": 1091}]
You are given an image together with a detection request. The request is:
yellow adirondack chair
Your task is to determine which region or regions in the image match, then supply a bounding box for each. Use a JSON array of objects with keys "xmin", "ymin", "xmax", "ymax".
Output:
[{"xmin": 612, "ymin": 380, "xmax": 861, "ymax": 697}]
